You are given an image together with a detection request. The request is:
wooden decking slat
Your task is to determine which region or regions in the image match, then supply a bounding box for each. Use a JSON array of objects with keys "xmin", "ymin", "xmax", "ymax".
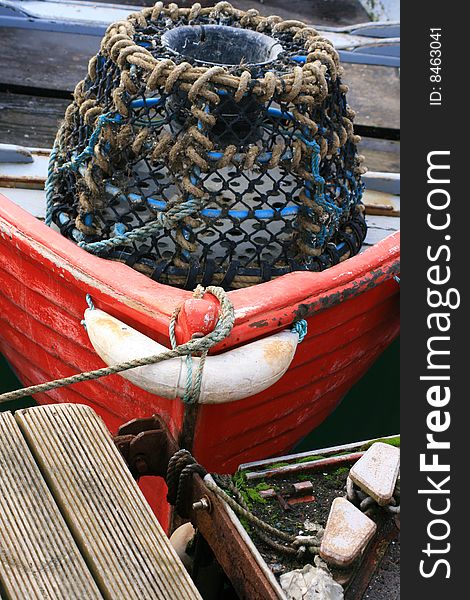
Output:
[
  {"xmin": 15, "ymin": 404, "xmax": 201, "ymax": 600},
  {"xmin": 0, "ymin": 411, "xmax": 102, "ymax": 600}
]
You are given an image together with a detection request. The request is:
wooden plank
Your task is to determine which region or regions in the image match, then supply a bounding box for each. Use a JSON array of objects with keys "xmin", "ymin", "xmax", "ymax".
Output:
[
  {"xmin": 0, "ymin": 411, "xmax": 102, "ymax": 600},
  {"xmin": 15, "ymin": 403, "xmax": 202, "ymax": 600},
  {"xmin": 0, "ymin": 92, "xmax": 68, "ymax": 148},
  {"xmin": 363, "ymin": 189, "xmax": 400, "ymax": 217},
  {"xmin": 358, "ymin": 138, "xmax": 400, "ymax": 173},
  {"xmin": 0, "ymin": 152, "xmax": 49, "ymax": 189},
  {"xmin": 343, "ymin": 63, "xmax": 400, "ymax": 130},
  {"xmin": 0, "ymin": 29, "xmax": 96, "ymax": 92},
  {"xmin": 0, "ymin": 27, "xmax": 398, "ymax": 130},
  {"xmin": 363, "ymin": 215, "xmax": 400, "ymax": 247}
]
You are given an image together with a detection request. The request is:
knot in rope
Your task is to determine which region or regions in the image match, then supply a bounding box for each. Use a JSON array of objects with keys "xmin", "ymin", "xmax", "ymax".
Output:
[
  {"xmin": 292, "ymin": 319, "xmax": 308, "ymax": 343},
  {"xmin": 166, "ymin": 449, "xmax": 208, "ymax": 518},
  {"xmin": 169, "ymin": 285, "xmax": 234, "ymax": 404}
]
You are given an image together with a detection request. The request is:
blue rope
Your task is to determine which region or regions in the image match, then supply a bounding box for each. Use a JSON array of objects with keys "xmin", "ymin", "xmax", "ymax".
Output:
[
  {"xmin": 300, "ymin": 135, "xmax": 346, "ymax": 248},
  {"xmin": 59, "ymin": 113, "xmax": 123, "ymax": 173},
  {"xmin": 78, "ymin": 194, "xmax": 203, "ymax": 253},
  {"xmin": 291, "ymin": 319, "xmax": 308, "ymax": 343},
  {"xmin": 85, "ymin": 294, "xmax": 95, "ymax": 310}
]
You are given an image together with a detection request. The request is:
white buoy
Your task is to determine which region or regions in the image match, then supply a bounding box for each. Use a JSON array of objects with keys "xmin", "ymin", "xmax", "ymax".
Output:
[{"xmin": 170, "ymin": 523, "xmax": 196, "ymax": 573}]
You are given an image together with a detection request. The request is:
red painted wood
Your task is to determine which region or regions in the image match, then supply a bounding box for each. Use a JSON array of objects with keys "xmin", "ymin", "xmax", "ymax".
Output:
[{"xmin": 0, "ymin": 193, "xmax": 400, "ymax": 521}]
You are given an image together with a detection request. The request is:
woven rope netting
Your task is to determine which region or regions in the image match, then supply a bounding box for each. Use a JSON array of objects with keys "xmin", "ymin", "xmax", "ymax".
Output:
[{"xmin": 46, "ymin": 1, "xmax": 367, "ymax": 290}]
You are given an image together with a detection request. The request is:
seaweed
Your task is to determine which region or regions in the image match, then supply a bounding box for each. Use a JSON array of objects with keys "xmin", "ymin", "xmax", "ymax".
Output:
[{"xmin": 359, "ymin": 436, "xmax": 401, "ymax": 452}]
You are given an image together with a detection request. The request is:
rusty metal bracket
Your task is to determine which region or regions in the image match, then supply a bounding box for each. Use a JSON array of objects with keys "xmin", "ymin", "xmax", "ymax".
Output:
[
  {"xmin": 114, "ymin": 414, "xmax": 179, "ymax": 479},
  {"xmin": 113, "ymin": 414, "xmax": 279, "ymax": 600}
]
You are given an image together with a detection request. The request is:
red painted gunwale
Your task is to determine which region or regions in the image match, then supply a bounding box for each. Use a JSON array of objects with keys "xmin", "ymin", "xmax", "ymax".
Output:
[{"xmin": 0, "ymin": 193, "xmax": 400, "ymax": 525}]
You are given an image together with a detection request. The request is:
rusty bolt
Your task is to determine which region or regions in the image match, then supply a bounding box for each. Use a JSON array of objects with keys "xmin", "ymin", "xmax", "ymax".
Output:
[
  {"xmin": 192, "ymin": 496, "xmax": 212, "ymax": 513},
  {"xmin": 134, "ymin": 455, "xmax": 148, "ymax": 475}
]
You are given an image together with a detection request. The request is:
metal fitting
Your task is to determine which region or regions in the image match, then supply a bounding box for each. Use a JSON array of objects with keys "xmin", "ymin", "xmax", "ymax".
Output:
[{"xmin": 192, "ymin": 495, "xmax": 212, "ymax": 513}]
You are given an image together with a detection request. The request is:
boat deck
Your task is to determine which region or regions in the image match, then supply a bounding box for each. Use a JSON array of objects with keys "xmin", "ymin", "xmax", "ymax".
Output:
[{"xmin": 0, "ymin": 403, "xmax": 201, "ymax": 599}]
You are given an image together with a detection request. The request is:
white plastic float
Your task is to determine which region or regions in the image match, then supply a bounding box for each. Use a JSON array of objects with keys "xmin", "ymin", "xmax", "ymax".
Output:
[{"xmin": 84, "ymin": 308, "xmax": 300, "ymax": 404}]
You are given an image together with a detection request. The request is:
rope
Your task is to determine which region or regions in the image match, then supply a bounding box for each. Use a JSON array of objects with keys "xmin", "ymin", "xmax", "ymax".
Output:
[
  {"xmin": 165, "ymin": 450, "xmax": 322, "ymax": 557},
  {"xmin": 77, "ymin": 195, "xmax": 203, "ymax": 253},
  {"xmin": 346, "ymin": 475, "xmax": 401, "ymax": 516},
  {"xmin": 0, "ymin": 286, "xmax": 234, "ymax": 405},
  {"xmin": 168, "ymin": 284, "xmax": 209, "ymax": 404},
  {"xmin": 166, "ymin": 449, "xmax": 208, "ymax": 517},
  {"xmin": 44, "ymin": 143, "xmax": 59, "ymax": 226},
  {"xmin": 292, "ymin": 319, "xmax": 307, "ymax": 343}
]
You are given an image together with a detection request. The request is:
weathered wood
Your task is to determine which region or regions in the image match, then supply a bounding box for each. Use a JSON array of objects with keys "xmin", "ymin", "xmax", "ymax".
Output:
[
  {"xmin": 363, "ymin": 190, "xmax": 400, "ymax": 217},
  {"xmin": 0, "ymin": 27, "xmax": 399, "ymax": 130},
  {"xmin": 143, "ymin": 0, "xmax": 372, "ymax": 25},
  {"xmin": 358, "ymin": 138, "xmax": 400, "ymax": 173},
  {"xmin": 0, "ymin": 411, "xmax": 102, "ymax": 600},
  {"xmin": 363, "ymin": 215, "xmax": 400, "ymax": 247},
  {"xmin": 15, "ymin": 403, "xmax": 202, "ymax": 600},
  {"xmin": 188, "ymin": 475, "xmax": 281, "ymax": 600},
  {"xmin": 0, "ymin": 151, "xmax": 49, "ymax": 189},
  {"xmin": 0, "ymin": 29, "xmax": 96, "ymax": 92},
  {"xmin": 0, "ymin": 93, "xmax": 68, "ymax": 147},
  {"xmin": 343, "ymin": 63, "xmax": 400, "ymax": 130}
]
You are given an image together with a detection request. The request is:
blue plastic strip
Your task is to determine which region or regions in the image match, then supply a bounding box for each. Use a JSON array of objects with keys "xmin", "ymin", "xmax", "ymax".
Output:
[
  {"xmin": 129, "ymin": 97, "xmax": 163, "ymax": 108},
  {"xmin": 127, "ymin": 194, "xmax": 300, "ymax": 219}
]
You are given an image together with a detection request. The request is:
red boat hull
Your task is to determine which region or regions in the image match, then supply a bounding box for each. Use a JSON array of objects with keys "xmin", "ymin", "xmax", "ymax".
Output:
[{"xmin": 0, "ymin": 194, "xmax": 400, "ymax": 527}]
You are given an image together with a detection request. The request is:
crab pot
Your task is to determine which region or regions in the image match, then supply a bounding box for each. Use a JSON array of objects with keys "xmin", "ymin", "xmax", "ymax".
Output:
[{"xmin": 47, "ymin": 2, "xmax": 367, "ymax": 290}]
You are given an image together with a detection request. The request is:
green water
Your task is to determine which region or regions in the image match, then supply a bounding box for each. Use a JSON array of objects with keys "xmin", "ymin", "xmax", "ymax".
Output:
[
  {"xmin": 0, "ymin": 355, "xmax": 36, "ymax": 412},
  {"xmin": 295, "ymin": 337, "xmax": 400, "ymax": 451},
  {"xmin": 0, "ymin": 339, "xmax": 400, "ymax": 448}
]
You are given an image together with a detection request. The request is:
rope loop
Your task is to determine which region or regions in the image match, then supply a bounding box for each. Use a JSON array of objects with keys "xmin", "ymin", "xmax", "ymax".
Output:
[{"xmin": 169, "ymin": 285, "xmax": 234, "ymax": 403}]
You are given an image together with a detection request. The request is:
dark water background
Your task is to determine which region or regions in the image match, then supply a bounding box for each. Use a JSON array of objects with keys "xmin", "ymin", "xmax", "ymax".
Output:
[{"xmin": 0, "ymin": 338, "xmax": 399, "ymax": 450}]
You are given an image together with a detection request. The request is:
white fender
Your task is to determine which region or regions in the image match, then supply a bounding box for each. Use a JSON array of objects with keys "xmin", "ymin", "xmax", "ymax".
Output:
[
  {"xmin": 170, "ymin": 523, "xmax": 196, "ymax": 573},
  {"xmin": 84, "ymin": 308, "xmax": 300, "ymax": 404}
]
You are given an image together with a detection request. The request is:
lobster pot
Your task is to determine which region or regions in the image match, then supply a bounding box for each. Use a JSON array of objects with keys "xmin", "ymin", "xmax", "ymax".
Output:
[{"xmin": 47, "ymin": 2, "xmax": 367, "ymax": 290}]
